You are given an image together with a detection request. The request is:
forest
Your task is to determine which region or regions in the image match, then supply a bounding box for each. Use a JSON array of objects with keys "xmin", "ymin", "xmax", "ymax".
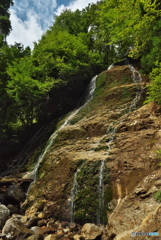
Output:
[{"xmin": 0, "ymin": 0, "xmax": 161, "ymax": 158}]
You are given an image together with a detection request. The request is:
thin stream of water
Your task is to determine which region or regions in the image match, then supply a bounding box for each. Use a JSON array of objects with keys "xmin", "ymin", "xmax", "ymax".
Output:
[
  {"xmin": 97, "ymin": 65, "xmax": 143, "ymax": 225},
  {"xmin": 70, "ymin": 162, "xmax": 86, "ymax": 223},
  {"xmin": 27, "ymin": 64, "xmax": 143, "ymax": 224},
  {"xmin": 27, "ymin": 75, "xmax": 97, "ymax": 192}
]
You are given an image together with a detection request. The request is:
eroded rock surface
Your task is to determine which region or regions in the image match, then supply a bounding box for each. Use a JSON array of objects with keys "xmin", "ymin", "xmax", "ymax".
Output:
[{"xmin": 2, "ymin": 65, "xmax": 161, "ymax": 239}]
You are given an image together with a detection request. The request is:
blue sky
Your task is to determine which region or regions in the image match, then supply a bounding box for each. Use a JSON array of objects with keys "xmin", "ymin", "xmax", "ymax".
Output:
[{"xmin": 7, "ymin": 0, "xmax": 99, "ymax": 49}]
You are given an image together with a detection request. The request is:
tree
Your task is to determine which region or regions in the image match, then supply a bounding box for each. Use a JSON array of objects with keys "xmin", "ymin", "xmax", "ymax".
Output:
[
  {"xmin": 7, "ymin": 56, "xmax": 54, "ymax": 126},
  {"xmin": 0, "ymin": 43, "xmax": 31, "ymax": 130},
  {"xmin": 0, "ymin": 0, "xmax": 13, "ymax": 39},
  {"xmin": 98, "ymin": 0, "xmax": 161, "ymax": 70},
  {"xmin": 51, "ymin": 3, "xmax": 107, "ymax": 72},
  {"xmin": 145, "ymin": 62, "xmax": 161, "ymax": 105},
  {"xmin": 33, "ymin": 29, "xmax": 100, "ymax": 80}
]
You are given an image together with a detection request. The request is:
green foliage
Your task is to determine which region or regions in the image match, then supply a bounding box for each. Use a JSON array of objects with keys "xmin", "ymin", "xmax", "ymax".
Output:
[
  {"xmin": 98, "ymin": 0, "xmax": 161, "ymax": 68},
  {"xmin": 0, "ymin": 0, "xmax": 13, "ymax": 38},
  {"xmin": 145, "ymin": 62, "xmax": 161, "ymax": 104},
  {"xmin": 97, "ymin": 0, "xmax": 161, "ymax": 104},
  {"xmin": 7, "ymin": 56, "xmax": 55, "ymax": 126},
  {"xmin": 0, "ymin": 43, "xmax": 31, "ymax": 132},
  {"xmin": 0, "ymin": 2, "xmax": 110, "ymax": 148},
  {"xmin": 154, "ymin": 191, "xmax": 161, "ymax": 202},
  {"xmin": 33, "ymin": 30, "xmax": 89, "ymax": 78}
]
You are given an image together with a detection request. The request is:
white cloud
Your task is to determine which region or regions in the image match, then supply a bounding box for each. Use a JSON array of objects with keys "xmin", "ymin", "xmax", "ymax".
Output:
[
  {"xmin": 7, "ymin": 0, "xmax": 99, "ymax": 49},
  {"xmin": 7, "ymin": 9, "xmax": 44, "ymax": 49},
  {"xmin": 55, "ymin": 0, "xmax": 99, "ymax": 16},
  {"xmin": 67, "ymin": 0, "xmax": 98, "ymax": 11}
]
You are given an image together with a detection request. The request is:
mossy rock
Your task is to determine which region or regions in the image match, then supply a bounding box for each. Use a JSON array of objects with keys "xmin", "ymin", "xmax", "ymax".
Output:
[
  {"xmin": 56, "ymin": 127, "xmax": 88, "ymax": 141},
  {"xmin": 71, "ymin": 160, "xmax": 112, "ymax": 225}
]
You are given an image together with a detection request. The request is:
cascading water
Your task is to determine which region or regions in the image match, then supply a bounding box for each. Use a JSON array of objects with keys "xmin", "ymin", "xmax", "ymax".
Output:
[
  {"xmin": 27, "ymin": 64, "xmax": 143, "ymax": 225},
  {"xmin": 97, "ymin": 160, "xmax": 105, "ymax": 225},
  {"xmin": 128, "ymin": 65, "xmax": 143, "ymax": 112},
  {"xmin": 97, "ymin": 128, "xmax": 115, "ymax": 225},
  {"xmin": 70, "ymin": 162, "xmax": 85, "ymax": 223},
  {"xmin": 28, "ymin": 75, "xmax": 97, "ymax": 191},
  {"xmin": 97, "ymin": 65, "xmax": 143, "ymax": 225},
  {"xmin": 70, "ymin": 170, "xmax": 78, "ymax": 223}
]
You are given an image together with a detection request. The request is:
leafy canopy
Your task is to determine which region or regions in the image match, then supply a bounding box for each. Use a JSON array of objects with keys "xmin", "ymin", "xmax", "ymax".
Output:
[{"xmin": 0, "ymin": 0, "xmax": 13, "ymax": 38}]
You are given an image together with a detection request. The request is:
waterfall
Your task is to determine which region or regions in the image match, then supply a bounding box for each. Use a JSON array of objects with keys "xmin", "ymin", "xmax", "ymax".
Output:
[
  {"xmin": 70, "ymin": 170, "xmax": 78, "ymax": 223},
  {"xmin": 70, "ymin": 162, "xmax": 85, "ymax": 223},
  {"xmin": 28, "ymin": 75, "xmax": 97, "ymax": 191},
  {"xmin": 128, "ymin": 65, "xmax": 143, "ymax": 112},
  {"xmin": 97, "ymin": 160, "xmax": 105, "ymax": 225},
  {"xmin": 107, "ymin": 64, "xmax": 114, "ymax": 70},
  {"xmin": 97, "ymin": 65, "xmax": 143, "ymax": 225}
]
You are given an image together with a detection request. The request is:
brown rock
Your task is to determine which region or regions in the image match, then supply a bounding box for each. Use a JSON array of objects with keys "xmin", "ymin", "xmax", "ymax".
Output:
[
  {"xmin": 6, "ymin": 184, "xmax": 25, "ymax": 202},
  {"xmin": 0, "ymin": 204, "xmax": 10, "ymax": 230},
  {"xmin": 44, "ymin": 235, "xmax": 58, "ymax": 240},
  {"xmin": 81, "ymin": 223, "xmax": 103, "ymax": 240},
  {"xmin": 73, "ymin": 235, "xmax": 84, "ymax": 240},
  {"xmin": 2, "ymin": 218, "xmax": 34, "ymax": 239},
  {"xmin": 26, "ymin": 234, "xmax": 44, "ymax": 240},
  {"xmin": 27, "ymin": 217, "xmax": 40, "ymax": 228},
  {"xmin": 37, "ymin": 219, "xmax": 47, "ymax": 227}
]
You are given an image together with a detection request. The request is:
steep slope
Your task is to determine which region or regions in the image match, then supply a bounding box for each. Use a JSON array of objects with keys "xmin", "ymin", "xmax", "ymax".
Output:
[{"xmin": 23, "ymin": 65, "xmax": 161, "ymax": 238}]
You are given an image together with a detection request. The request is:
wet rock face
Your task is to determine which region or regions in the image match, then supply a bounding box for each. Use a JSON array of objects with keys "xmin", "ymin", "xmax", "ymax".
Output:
[
  {"xmin": 25, "ymin": 65, "xmax": 144, "ymax": 222},
  {"xmin": 8, "ymin": 65, "xmax": 161, "ymax": 238},
  {"xmin": 70, "ymin": 160, "xmax": 111, "ymax": 225}
]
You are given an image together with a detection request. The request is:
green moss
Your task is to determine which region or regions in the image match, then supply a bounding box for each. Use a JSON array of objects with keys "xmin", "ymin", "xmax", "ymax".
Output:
[
  {"xmin": 154, "ymin": 191, "xmax": 161, "ymax": 202},
  {"xmin": 40, "ymin": 172, "xmax": 45, "ymax": 179},
  {"xmin": 91, "ymin": 145, "xmax": 109, "ymax": 152},
  {"xmin": 121, "ymin": 87, "xmax": 133, "ymax": 99},
  {"xmin": 72, "ymin": 160, "xmax": 112, "ymax": 225}
]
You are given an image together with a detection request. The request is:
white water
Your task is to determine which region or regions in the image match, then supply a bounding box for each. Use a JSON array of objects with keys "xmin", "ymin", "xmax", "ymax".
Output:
[
  {"xmin": 97, "ymin": 65, "xmax": 143, "ymax": 225},
  {"xmin": 27, "ymin": 64, "xmax": 143, "ymax": 224},
  {"xmin": 107, "ymin": 64, "xmax": 114, "ymax": 70},
  {"xmin": 70, "ymin": 162, "xmax": 85, "ymax": 223},
  {"xmin": 28, "ymin": 75, "xmax": 97, "ymax": 191},
  {"xmin": 128, "ymin": 65, "xmax": 143, "ymax": 112},
  {"xmin": 70, "ymin": 170, "xmax": 78, "ymax": 223},
  {"xmin": 97, "ymin": 160, "xmax": 105, "ymax": 225}
]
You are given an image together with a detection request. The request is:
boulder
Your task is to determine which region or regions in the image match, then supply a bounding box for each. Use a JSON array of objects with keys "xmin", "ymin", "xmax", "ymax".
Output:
[
  {"xmin": 0, "ymin": 233, "xmax": 6, "ymax": 239},
  {"xmin": 27, "ymin": 217, "xmax": 40, "ymax": 228},
  {"xmin": 44, "ymin": 235, "xmax": 57, "ymax": 240},
  {"xmin": 6, "ymin": 184, "xmax": 26, "ymax": 202},
  {"xmin": 37, "ymin": 219, "xmax": 47, "ymax": 227},
  {"xmin": 2, "ymin": 218, "xmax": 34, "ymax": 239},
  {"xmin": 31, "ymin": 226, "xmax": 56, "ymax": 235},
  {"xmin": 26, "ymin": 234, "xmax": 44, "ymax": 240},
  {"xmin": 0, "ymin": 204, "xmax": 10, "ymax": 229},
  {"xmin": 69, "ymin": 223, "xmax": 79, "ymax": 232},
  {"xmin": 7, "ymin": 204, "xmax": 19, "ymax": 214},
  {"xmin": 74, "ymin": 234, "xmax": 85, "ymax": 240},
  {"xmin": 81, "ymin": 223, "xmax": 103, "ymax": 240}
]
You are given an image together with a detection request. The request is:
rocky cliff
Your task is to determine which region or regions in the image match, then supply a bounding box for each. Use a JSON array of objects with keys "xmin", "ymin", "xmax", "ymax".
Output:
[{"xmin": 1, "ymin": 65, "xmax": 161, "ymax": 240}]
